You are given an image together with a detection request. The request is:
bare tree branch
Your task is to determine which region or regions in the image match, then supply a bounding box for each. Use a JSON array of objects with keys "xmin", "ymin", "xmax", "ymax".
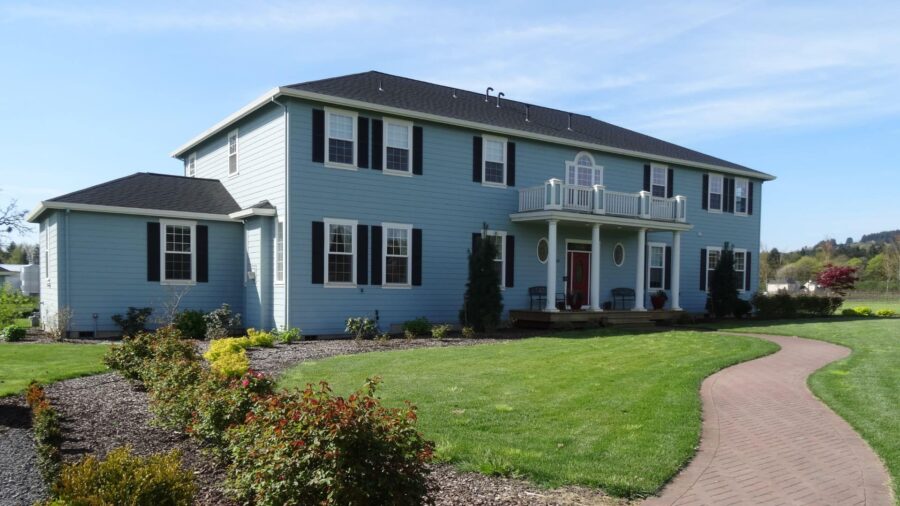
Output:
[{"xmin": 0, "ymin": 191, "xmax": 28, "ymax": 243}]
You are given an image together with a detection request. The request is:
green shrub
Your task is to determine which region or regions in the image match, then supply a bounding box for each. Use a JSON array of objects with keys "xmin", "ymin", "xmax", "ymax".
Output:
[
  {"xmin": 875, "ymin": 308, "xmax": 896, "ymax": 317},
  {"xmin": 751, "ymin": 293, "xmax": 843, "ymax": 319},
  {"xmin": 431, "ymin": 324, "xmax": 452, "ymax": 340},
  {"xmin": 0, "ymin": 324, "xmax": 26, "ymax": 342},
  {"xmin": 204, "ymin": 304, "xmax": 242, "ymax": 340},
  {"xmin": 345, "ymin": 316, "xmax": 377, "ymax": 340},
  {"xmin": 209, "ymin": 349, "xmax": 249, "ymax": 379},
  {"xmin": 853, "ymin": 306, "xmax": 874, "ymax": 316},
  {"xmin": 173, "ymin": 309, "xmax": 206, "ymax": 340},
  {"xmin": 246, "ymin": 328, "xmax": 275, "ymax": 348},
  {"xmin": 111, "ymin": 307, "xmax": 153, "ymax": 337},
  {"xmin": 460, "ymin": 230, "xmax": 503, "ymax": 331},
  {"xmin": 842, "ymin": 308, "xmax": 858, "ymax": 316},
  {"xmin": 402, "ymin": 317, "xmax": 431, "ymax": 336},
  {"xmin": 26, "ymin": 382, "xmax": 63, "ymax": 483},
  {"xmin": 461, "ymin": 326, "xmax": 476, "ymax": 339},
  {"xmin": 144, "ymin": 355, "xmax": 204, "ymax": 431},
  {"xmin": 188, "ymin": 370, "xmax": 274, "ymax": 454},
  {"xmin": 104, "ymin": 331, "xmax": 157, "ymax": 381},
  {"xmin": 273, "ymin": 327, "xmax": 302, "ymax": 344},
  {"xmin": 224, "ymin": 379, "xmax": 433, "ymax": 506},
  {"xmin": 42, "ymin": 447, "xmax": 196, "ymax": 506}
]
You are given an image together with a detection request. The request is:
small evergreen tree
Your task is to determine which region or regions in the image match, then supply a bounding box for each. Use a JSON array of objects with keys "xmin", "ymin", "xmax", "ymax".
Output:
[
  {"xmin": 709, "ymin": 242, "xmax": 739, "ymax": 319},
  {"xmin": 460, "ymin": 226, "xmax": 503, "ymax": 331}
]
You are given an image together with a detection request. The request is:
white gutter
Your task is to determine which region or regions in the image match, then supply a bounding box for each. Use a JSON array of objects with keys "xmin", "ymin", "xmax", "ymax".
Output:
[
  {"xmin": 26, "ymin": 201, "xmax": 240, "ymax": 223},
  {"xmin": 228, "ymin": 207, "xmax": 277, "ymax": 219}
]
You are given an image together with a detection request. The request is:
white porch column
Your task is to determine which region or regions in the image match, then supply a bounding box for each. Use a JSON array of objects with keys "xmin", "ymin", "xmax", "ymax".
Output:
[
  {"xmin": 671, "ymin": 230, "xmax": 682, "ymax": 310},
  {"xmin": 591, "ymin": 224, "xmax": 601, "ymax": 311},
  {"xmin": 545, "ymin": 220, "xmax": 559, "ymax": 312},
  {"xmin": 633, "ymin": 228, "xmax": 647, "ymax": 311}
]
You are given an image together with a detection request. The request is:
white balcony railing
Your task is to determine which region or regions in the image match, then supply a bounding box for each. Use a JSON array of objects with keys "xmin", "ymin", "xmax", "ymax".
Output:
[{"xmin": 518, "ymin": 179, "xmax": 687, "ymax": 223}]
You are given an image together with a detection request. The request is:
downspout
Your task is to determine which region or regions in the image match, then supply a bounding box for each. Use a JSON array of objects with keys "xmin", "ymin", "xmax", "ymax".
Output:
[{"xmin": 270, "ymin": 96, "xmax": 290, "ymax": 329}]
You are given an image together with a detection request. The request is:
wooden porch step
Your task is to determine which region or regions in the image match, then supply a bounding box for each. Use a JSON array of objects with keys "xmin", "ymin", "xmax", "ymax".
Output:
[{"xmin": 509, "ymin": 309, "xmax": 681, "ymax": 329}]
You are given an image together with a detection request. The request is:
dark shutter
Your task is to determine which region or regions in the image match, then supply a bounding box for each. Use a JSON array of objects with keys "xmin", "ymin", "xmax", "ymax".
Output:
[
  {"xmin": 471, "ymin": 233, "xmax": 481, "ymax": 254},
  {"xmin": 472, "ymin": 136, "xmax": 483, "ymax": 182},
  {"xmin": 370, "ymin": 225, "xmax": 382, "ymax": 285},
  {"xmin": 312, "ymin": 109, "xmax": 325, "ymax": 163},
  {"xmin": 412, "ymin": 228, "xmax": 423, "ymax": 286},
  {"xmin": 702, "ymin": 174, "xmax": 709, "ymax": 210},
  {"xmin": 664, "ymin": 246, "xmax": 672, "ymax": 290},
  {"xmin": 667, "ymin": 168, "xmax": 674, "ymax": 198},
  {"xmin": 724, "ymin": 178, "xmax": 735, "ymax": 213},
  {"xmin": 197, "ymin": 225, "xmax": 208, "ymax": 283},
  {"xmin": 371, "ymin": 120, "xmax": 383, "ymax": 170},
  {"xmin": 357, "ymin": 117, "xmax": 369, "ymax": 169},
  {"xmin": 147, "ymin": 222, "xmax": 160, "ymax": 282},
  {"xmin": 311, "ymin": 221, "xmax": 324, "ymax": 284},
  {"xmin": 505, "ymin": 235, "xmax": 515, "ymax": 288},
  {"xmin": 748, "ymin": 181, "xmax": 754, "ymax": 215},
  {"xmin": 700, "ymin": 249, "xmax": 707, "ymax": 291},
  {"xmin": 643, "ymin": 164, "xmax": 651, "ymax": 192},
  {"xmin": 357, "ymin": 225, "xmax": 368, "ymax": 285},
  {"xmin": 506, "ymin": 142, "xmax": 516, "ymax": 187},
  {"xmin": 412, "ymin": 126, "xmax": 423, "ymax": 175},
  {"xmin": 745, "ymin": 251, "xmax": 752, "ymax": 291}
]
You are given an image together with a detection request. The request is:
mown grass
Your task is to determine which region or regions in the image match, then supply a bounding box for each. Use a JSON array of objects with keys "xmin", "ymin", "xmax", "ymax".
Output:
[
  {"xmin": 840, "ymin": 297, "xmax": 900, "ymax": 314},
  {"xmin": 709, "ymin": 317, "xmax": 900, "ymax": 502},
  {"xmin": 279, "ymin": 329, "xmax": 777, "ymax": 497},
  {"xmin": 0, "ymin": 343, "xmax": 109, "ymax": 396}
]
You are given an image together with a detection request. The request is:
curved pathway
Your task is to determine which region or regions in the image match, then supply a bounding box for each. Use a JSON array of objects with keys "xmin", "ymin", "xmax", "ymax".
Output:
[{"xmin": 645, "ymin": 333, "xmax": 893, "ymax": 506}]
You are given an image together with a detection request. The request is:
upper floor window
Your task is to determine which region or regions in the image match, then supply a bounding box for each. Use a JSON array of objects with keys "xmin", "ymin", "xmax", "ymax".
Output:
[
  {"xmin": 384, "ymin": 119, "xmax": 412, "ymax": 175},
  {"xmin": 482, "ymin": 136, "xmax": 506, "ymax": 186},
  {"xmin": 325, "ymin": 218, "xmax": 356, "ymax": 286},
  {"xmin": 325, "ymin": 108, "xmax": 357, "ymax": 168},
  {"xmin": 482, "ymin": 230, "xmax": 507, "ymax": 287},
  {"xmin": 275, "ymin": 219, "xmax": 284, "ymax": 284},
  {"xmin": 649, "ymin": 243, "xmax": 665, "ymax": 289},
  {"xmin": 161, "ymin": 220, "xmax": 195, "ymax": 284},
  {"xmin": 383, "ymin": 223, "xmax": 412, "ymax": 286},
  {"xmin": 651, "ymin": 164, "xmax": 668, "ymax": 198},
  {"xmin": 734, "ymin": 249, "xmax": 747, "ymax": 291},
  {"xmin": 735, "ymin": 178, "xmax": 749, "ymax": 214},
  {"xmin": 708, "ymin": 174, "xmax": 723, "ymax": 212},
  {"xmin": 566, "ymin": 152, "xmax": 603, "ymax": 187},
  {"xmin": 186, "ymin": 153, "xmax": 196, "ymax": 177},
  {"xmin": 228, "ymin": 130, "xmax": 239, "ymax": 175}
]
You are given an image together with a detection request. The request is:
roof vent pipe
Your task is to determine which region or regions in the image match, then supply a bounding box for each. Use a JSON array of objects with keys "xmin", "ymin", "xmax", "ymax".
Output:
[
  {"xmin": 525, "ymin": 105, "xmax": 531, "ymax": 122},
  {"xmin": 567, "ymin": 113, "xmax": 573, "ymax": 131},
  {"xmin": 485, "ymin": 87, "xmax": 494, "ymax": 102},
  {"xmin": 496, "ymin": 92, "xmax": 504, "ymax": 108},
  {"xmin": 452, "ymin": 89, "xmax": 457, "ymax": 99},
  {"xmin": 378, "ymin": 79, "xmax": 383, "ymax": 92}
]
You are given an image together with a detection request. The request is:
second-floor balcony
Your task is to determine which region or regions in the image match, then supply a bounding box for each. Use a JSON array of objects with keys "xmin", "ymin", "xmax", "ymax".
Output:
[{"xmin": 518, "ymin": 179, "xmax": 688, "ymax": 223}]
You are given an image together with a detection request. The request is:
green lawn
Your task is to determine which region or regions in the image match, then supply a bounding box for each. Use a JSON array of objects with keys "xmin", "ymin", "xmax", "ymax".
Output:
[
  {"xmin": 279, "ymin": 330, "xmax": 777, "ymax": 497},
  {"xmin": 0, "ymin": 343, "xmax": 109, "ymax": 397},
  {"xmin": 841, "ymin": 297, "xmax": 900, "ymax": 313},
  {"xmin": 709, "ymin": 317, "xmax": 900, "ymax": 502}
]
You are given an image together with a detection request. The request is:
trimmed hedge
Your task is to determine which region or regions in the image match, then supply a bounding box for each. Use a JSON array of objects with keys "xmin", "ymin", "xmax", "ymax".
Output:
[
  {"xmin": 25, "ymin": 382, "xmax": 63, "ymax": 483},
  {"xmin": 751, "ymin": 293, "xmax": 843, "ymax": 319}
]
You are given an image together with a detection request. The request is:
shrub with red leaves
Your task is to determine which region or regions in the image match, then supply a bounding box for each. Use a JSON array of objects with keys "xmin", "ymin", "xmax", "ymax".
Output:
[{"xmin": 816, "ymin": 264, "xmax": 858, "ymax": 296}]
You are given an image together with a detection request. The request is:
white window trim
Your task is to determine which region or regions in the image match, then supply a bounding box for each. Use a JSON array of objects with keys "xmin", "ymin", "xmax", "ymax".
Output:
[
  {"xmin": 275, "ymin": 217, "xmax": 285, "ymax": 285},
  {"xmin": 324, "ymin": 217, "xmax": 357, "ymax": 287},
  {"xmin": 734, "ymin": 248, "xmax": 748, "ymax": 291},
  {"xmin": 707, "ymin": 173, "xmax": 723, "ymax": 213},
  {"xmin": 705, "ymin": 246, "xmax": 722, "ymax": 292},
  {"xmin": 382, "ymin": 118, "xmax": 414, "ymax": 177},
  {"xmin": 481, "ymin": 135, "xmax": 507, "ymax": 188},
  {"xmin": 648, "ymin": 242, "xmax": 666, "ymax": 290},
  {"xmin": 613, "ymin": 242, "xmax": 625, "ymax": 267},
  {"xmin": 324, "ymin": 107, "xmax": 358, "ymax": 170},
  {"xmin": 565, "ymin": 151, "xmax": 604, "ymax": 187},
  {"xmin": 482, "ymin": 229, "xmax": 507, "ymax": 289},
  {"xmin": 381, "ymin": 222, "xmax": 413, "ymax": 288},
  {"xmin": 537, "ymin": 237, "xmax": 549, "ymax": 264},
  {"xmin": 227, "ymin": 129, "xmax": 239, "ymax": 176},
  {"xmin": 734, "ymin": 178, "xmax": 749, "ymax": 216},
  {"xmin": 160, "ymin": 219, "xmax": 197, "ymax": 285},
  {"xmin": 650, "ymin": 163, "xmax": 668, "ymax": 198},
  {"xmin": 186, "ymin": 153, "xmax": 196, "ymax": 177}
]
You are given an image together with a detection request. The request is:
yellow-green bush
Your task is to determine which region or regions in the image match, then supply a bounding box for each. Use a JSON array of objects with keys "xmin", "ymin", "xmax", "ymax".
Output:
[
  {"xmin": 246, "ymin": 328, "xmax": 274, "ymax": 348},
  {"xmin": 209, "ymin": 349, "xmax": 249, "ymax": 378},
  {"xmin": 204, "ymin": 337, "xmax": 250, "ymax": 363}
]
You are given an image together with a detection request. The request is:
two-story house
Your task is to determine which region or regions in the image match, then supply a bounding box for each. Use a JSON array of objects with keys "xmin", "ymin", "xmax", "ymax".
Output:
[{"xmin": 27, "ymin": 71, "xmax": 774, "ymax": 336}]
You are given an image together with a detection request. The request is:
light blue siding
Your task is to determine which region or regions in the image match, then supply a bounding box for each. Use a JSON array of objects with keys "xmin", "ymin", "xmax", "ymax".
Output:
[{"xmin": 39, "ymin": 211, "xmax": 60, "ymax": 327}]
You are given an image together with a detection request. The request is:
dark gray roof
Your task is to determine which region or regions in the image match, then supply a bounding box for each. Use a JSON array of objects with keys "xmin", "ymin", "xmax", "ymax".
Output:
[
  {"xmin": 250, "ymin": 200, "xmax": 275, "ymax": 209},
  {"xmin": 287, "ymin": 71, "xmax": 769, "ymax": 178},
  {"xmin": 47, "ymin": 173, "xmax": 241, "ymax": 215}
]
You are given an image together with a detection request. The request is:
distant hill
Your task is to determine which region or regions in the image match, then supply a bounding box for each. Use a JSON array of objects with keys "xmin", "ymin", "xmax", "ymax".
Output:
[{"xmin": 860, "ymin": 230, "xmax": 900, "ymax": 243}]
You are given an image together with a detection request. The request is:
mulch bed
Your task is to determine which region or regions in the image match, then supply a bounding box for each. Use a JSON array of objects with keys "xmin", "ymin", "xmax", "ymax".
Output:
[{"xmin": 0, "ymin": 396, "xmax": 45, "ymax": 506}]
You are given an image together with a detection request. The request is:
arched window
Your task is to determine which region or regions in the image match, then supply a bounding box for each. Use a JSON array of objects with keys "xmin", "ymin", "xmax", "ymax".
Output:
[{"xmin": 566, "ymin": 151, "xmax": 602, "ymax": 187}]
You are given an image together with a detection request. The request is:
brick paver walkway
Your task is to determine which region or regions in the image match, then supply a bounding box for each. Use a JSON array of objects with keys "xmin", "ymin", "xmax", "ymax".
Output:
[{"xmin": 645, "ymin": 333, "xmax": 893, "ymax": 506}]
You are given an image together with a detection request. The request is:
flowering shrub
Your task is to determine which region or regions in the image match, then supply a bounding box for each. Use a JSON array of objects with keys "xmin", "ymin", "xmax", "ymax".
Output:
[
  {"xmin": 345, "ymin": 316, "xmax": 378, "ymax": 340},
  {"xmin": 42, "ymin": 447, "xmax": 195, "ymax": 506},
  {"xmin": 0, "ymin": 324, "xmax": 26, "ymax": 342},
  {"xmin": 815, "ymin": 264, "xmax": 858, "ymax": 296},
  {"xmin": 431, "ymin": 324, "xmax": 452, "ymax": 340},
  {"xmin": 224, "ymin": 379, "xmax": 433, "ymax": 506},
  {"xmin": 189, "ymin": 370, "xmax": 275, "ymax": 454},
  {"xmin": 26, "ymin": 382, "xmax": 63, "ymax": 483}
]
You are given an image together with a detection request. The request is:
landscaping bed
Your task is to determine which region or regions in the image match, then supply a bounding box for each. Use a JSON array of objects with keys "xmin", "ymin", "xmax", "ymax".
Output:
[{"xmin": 0, "ymin": 396, "xmax": 45, "ymax": 506}]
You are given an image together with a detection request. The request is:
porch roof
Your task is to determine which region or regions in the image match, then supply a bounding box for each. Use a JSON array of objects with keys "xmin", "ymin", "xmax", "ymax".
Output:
[{"xmin": 509, "ymin": 210, "xmax": 694, "ymax": 232}]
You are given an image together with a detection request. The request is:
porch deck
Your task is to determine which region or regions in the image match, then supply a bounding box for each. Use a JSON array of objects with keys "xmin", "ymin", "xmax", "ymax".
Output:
[{"xmin": 510, "ymin": 309, "xmax": 683, "ymax": 329}]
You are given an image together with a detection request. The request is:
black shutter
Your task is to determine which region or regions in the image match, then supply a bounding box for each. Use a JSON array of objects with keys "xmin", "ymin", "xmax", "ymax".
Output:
[
  {"xmin": 667, "ymin": 168, "xmax": 674, "ymax": 198},
  {"xmin": 748, "ymin": 182, "xmax": 754, "ymax": 215},
  {"xmin": 357, "ymin": 117, "xmax": 369, "ymax": 169},
  {"xmin": 745, "ymin": 251, "xmax": 752, "ymax": 291},
  {"xmin": 725, "ymin": 178, "xmax": 735, "ymax": 213},
  {"xmin": 643, "ymin": 164, "xmax": 651, "ymax": 192},
  {"xmin": 370, "ymin": 226, "xmax": 382, "ymax": 285},
  {"xmin": 506, "ymin": 142, "xmax": 516, "ymax": 187},
  {"xmin": 371, "ymin": 120, "xmax": 383, "ymax": 170},
  {"xmin": 700, "ymin": 249, "xmax": 707, "ymax": 291},
  {"xmin": 357, "ymin": 225, "xmax": 368, "ymax": 285},
  {"xmin": 147, "ymin": 222, "xmax": 160, "ymax": 282},
  {"xmin": 412, "ymin": 126, "xmax": 423, "ymax": 175},
  {"xmin": 412, "ymin": 228, "xmax": 423, "ymax": 286},
  {"xmin": 702, "ymin": 174, "xmax": 709, "ymax": 210},
  {"xmin": 505, "ymin": 235, "xmax": 515, "ymax": 288},
  {"xmin": 472, "ymin": 136, "xmax": 483, "ymax": 182},
  {"xmin": 197, "ymin": 225, "xmax": 208, "ymax": 283},
  {"xmin": 311, "ymin": 221, "xmax": 324, "ymax": 284},
  {"xmin": 312, "ymin": 109, "xmax": 325, "ymax": 163},
  {"xmin": 664, "ymin": 246, "xmax": 672, "ymax": 290}
]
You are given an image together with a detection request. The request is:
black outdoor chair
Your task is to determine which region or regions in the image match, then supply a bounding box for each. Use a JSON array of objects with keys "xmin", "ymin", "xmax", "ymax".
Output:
[
  {"xmin": 528, "ymin": 286, "xmax": 547, "ymax": 310},
  {"xmin": 611, "ymin": 287, "xmax": 636, "ymax": 310}
]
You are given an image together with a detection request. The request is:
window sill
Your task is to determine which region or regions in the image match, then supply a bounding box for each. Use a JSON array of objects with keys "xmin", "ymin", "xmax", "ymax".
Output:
[
  {"xmin": 325, "ymin": 162, "xmax": 357, "ymax": 171},
  {"xmin": 382, "ymin": 284, "xmax": 412, "ymax": 289},
  {"xmin": 481, "ymin": 182, "xmax": 507, "ymax": 189},
  {"xmin": 707, "ymin": 208, "xmax": 723, "ymax": 214},
  {"xmin": 324, "ymin": 282, "xmax": 357, "ymax": 288},
  {"xmin": 161, "ymin": 280, "xmax": 196, "ymax": 286},
  {"xmin": 383, "ymin": 169, "xmax": 413, "ymax": 177}
]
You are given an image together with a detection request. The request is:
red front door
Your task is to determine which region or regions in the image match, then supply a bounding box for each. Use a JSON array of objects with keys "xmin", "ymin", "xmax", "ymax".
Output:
[{"xmin": 567, "ymin": 251, "xmax": 591, "ymax": 307}]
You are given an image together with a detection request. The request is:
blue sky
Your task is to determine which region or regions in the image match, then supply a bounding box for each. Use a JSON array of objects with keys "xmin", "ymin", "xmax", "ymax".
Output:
[{"xmin": 1, "ymin": 0, "xmax": 898, "ymax": 250}]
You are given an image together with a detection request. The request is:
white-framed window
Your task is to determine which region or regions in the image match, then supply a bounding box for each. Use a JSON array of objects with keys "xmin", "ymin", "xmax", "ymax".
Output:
[
  {"xmin": 275, "ymin": 218, "xmax": 284, "ymax": 284},
  {"xmin": 482, "ymin": 135, "xmax": 506, "ymax": 186},
  {"xmin": 734, "ymin": 178, "xmax": 749, "ymax": 215},
  {"xmin": 161, "ymin": 219, "xmax": 196, "ymax": 284},
  {"xmin": 708, "ymin": 174, "xmax": 723, "ymax": 212},
  {"xmin": 734, "ymin": 249, "xmax": 747, "ymax": 291},
  {"xmin": 382, "ymin": 223, "xmax": 412, "ymax": 287},
  {"xmin": 649, "ymin": 243, "xmax": 665, "ymax": 290},
  {"xmin": 566, "ymin": 151, "xmax": 603, "ymax": 187},
  {"xmin": 651, "ymin": 164, "xmax": 668, "ymax": 198},
  {"xmin": 705, "ymin": 247, "xmax": 722, "ymax": 291},
  {"xmin": 482, "ymin": 229, "xmax": 507, "ymax": 288},
  {"xmin": 227, "ymin": 130, "xmax": 239, "ymax": 175},
  {"xmin": 186, "ymin": 153, "xmax": 196, "ymax": 177},
  {"xmin": 383, "ymin": 118, "xmax": 413, "ymax": 175},
  {"xmin": 325, "ymin": 107, "xmax": 357, "ymax": 169},
  {"xmin": 324, "ymin": 218, "xmax": 356, "ymax": 286},
  {"xmin": 613, "ymin": 243, "xmax": 625, "ymax": 267}
]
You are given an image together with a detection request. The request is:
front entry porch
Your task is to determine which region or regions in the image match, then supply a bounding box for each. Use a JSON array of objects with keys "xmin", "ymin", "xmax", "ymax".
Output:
[{"xmin": 510, "ymin": 308, "xmax": 683, "ymax": 329}]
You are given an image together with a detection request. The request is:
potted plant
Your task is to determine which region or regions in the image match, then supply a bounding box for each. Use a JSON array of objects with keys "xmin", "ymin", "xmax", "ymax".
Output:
[
  {"xmin": 650, "ymin": 290, "xmax": 668, "ymax": 310},
  {"xmin": 567, "ymin": 292, "xmax": 585, "ymax": 311}
]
